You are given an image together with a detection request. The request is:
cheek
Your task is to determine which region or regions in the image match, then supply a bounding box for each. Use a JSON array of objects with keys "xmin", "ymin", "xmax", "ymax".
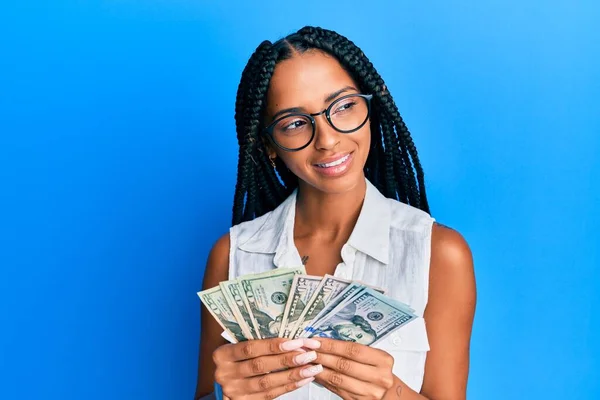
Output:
[
  {"xmin": 352, "ymin": 126, "xmax": 371, "ymax": 153},
  {"xmin": 276, "ymin": 151, "xmax": 310, "ymax": 173}
]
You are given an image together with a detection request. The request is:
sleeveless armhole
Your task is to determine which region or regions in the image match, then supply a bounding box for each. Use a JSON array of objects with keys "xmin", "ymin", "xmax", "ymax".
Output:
[
  {"xmin": 422, "ymin": 218, "xmax": 436, "ymax": 316},
  {"xmin": 227, "ymin": 225, "xmax": 237, "ymax": 281}
]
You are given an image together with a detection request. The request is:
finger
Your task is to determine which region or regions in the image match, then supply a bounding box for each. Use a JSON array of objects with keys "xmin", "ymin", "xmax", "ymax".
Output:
[
  {"xmin": 312, "ymin": 338, "xmax": 391, "ymax": 366},
  {"xmin": 247, "ymin": 376, "xmax": 315, "ymax": 400},
  {"xmin": 236, "ymin": 350, "xmax": 319, "ymax": 377},
  {"xmin": 245, "ymin": 364, "xmax": 323, "ymax": 393},
  {"xmin": 315, "ymin": 352, "xmax": 388, "ymax": 385},
  {"xmin": 315, "ymin": 367, "xmax": 387, "ymax": 398},
  {"xmin": 317, "ymin": 380, "xmax": 356, "ymax": 400},
  {"xmin": 225, "ymin": 338, "xmax": 307, "ymax": 361}
]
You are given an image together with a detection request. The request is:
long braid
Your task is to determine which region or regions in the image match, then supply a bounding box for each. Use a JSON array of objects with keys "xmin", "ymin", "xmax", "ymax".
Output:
[
  {"xmin": 365, "ymin": 113, "xmax": 383, "ymax": 185},
  {"xmin": 232, "ymin": 42, "xmax": 294, "ymax": 224},
  {"xmin": 379, "ymin": 113, "xmax": 398, "ymax": 198},
  {"xmin": 255, "ymin": 60, "xmax": 290, "ymax": 204},
  {"xmin": 232, "ymin": 26, "xmax": 430, "ymax": 226},
  {"xmin": 275, "ymin": 157, "xmax": 298, "ymax": 190},
  {"xmin": 392, "ymin": 109, "xmax": 430, "ymax": 211},
  {"xmin": 390, "ymin": 132, "xmax": 410, "ymax": 204},
  {"xmin": 233, "ymin": 41, "xmax": 275, "ymax": 225},
  {"xmin": 378, "ymin": 91, "xmax": 419, "ymax": 205},
  {"xmin": 247, "ymin": 57, "xmax": 281, "ymax": 213}
]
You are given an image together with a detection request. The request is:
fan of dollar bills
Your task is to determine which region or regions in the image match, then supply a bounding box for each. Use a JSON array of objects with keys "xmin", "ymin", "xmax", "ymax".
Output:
[{"xmin": 198, "ymin": 267, "xmax": 417, "ymax": 347}]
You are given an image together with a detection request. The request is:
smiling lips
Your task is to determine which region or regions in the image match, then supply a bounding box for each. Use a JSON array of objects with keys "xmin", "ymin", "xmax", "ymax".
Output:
[
  {"xmin": 315, "ymin": 153, "xmax": 351, "ymax": 168},
  {"xmin": 313, "ymin": 152, "xmax": 353, "ymax": 177}
]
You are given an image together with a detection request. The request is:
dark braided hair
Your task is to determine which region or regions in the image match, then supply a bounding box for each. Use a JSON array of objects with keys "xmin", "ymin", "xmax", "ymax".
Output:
[{"xmin": 232, "ymin": 26, "xmax": 430, "ymax": 226}]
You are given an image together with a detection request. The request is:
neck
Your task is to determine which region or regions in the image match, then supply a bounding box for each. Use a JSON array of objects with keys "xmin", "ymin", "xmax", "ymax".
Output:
[{"xmin": 294, "ymin": 176, "xmax": 367, "ymax": 242}]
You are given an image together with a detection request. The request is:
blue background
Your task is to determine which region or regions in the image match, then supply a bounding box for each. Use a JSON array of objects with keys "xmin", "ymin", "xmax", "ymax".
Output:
[{"xmin": 1, "ymin": 1, "xmax": 598, "ymax": 399}]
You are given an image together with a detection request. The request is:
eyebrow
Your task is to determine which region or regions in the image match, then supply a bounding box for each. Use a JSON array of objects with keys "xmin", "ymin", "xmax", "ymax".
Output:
[
  {"xmin": 325, "ymin": 85, "xmax": 357, "ymax": 103},
  {"xmin": 270, "ymin": 85, "xmax": 358, "ymax": 121}
]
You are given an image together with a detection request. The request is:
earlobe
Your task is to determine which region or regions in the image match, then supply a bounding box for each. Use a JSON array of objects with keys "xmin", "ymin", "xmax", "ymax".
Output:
[
  {"xmin": 260, "ymin": 136, "xmax": 278, "ymax": 167},
  {"xmin": 262, "ymin": 137, "xmax": 277, "ymax": 160}
]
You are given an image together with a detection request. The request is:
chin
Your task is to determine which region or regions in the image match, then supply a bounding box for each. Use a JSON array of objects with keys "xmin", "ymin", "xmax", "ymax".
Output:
[{"xmin": 290, "ymin": 151, "xmax": 368, "ymax": 195}]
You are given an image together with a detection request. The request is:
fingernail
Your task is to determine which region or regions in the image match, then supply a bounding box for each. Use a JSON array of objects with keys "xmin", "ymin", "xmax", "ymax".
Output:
[
  {"xmin": 302, "ymin": 338, "xmax": 321, "ymax": 349},
  {"xmin": 294, "ymin": 351, "xmax": 317, "ymax": 365},
  {"xmin": 300, "ymin": 364, "xmax": 323, "ymax": 378},
  {"xmin": 296, "ymin": 377, "xmax": 315, "ymax": 388},
  {"xmin": 280, "ymin": 338, "xmax": 305, "ymax": 351}
]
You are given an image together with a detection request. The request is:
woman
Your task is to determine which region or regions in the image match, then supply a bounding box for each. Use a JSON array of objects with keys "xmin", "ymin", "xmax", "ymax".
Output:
[{"xmin": 195, "ymin": 26, "xmax": 476, "ymax": 400}]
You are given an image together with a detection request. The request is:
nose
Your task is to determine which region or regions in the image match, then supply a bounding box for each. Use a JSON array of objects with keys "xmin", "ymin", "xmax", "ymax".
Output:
[{"xmin": 313, "ymin": 114, "xmax": 341, "ymax": 150}]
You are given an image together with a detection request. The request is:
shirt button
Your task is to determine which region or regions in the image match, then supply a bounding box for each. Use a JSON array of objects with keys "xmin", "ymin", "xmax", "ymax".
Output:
[{"xmin": 390, "ymin": 331, "xmax": 402, "ymax": 346}]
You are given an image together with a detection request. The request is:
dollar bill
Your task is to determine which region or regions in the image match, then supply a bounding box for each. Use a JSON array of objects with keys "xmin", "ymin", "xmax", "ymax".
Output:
[
  {"xmin": 298, "ymin": 280, "xmax": 363, "ymax": 338},
  {"xmin": 298, "ymin": 280, "xmax": 389, "ymax": 338},
  {"xmin": 239, "ymin": 267, "xmax": 306, "ymax": 339},
  {"xmin": 279, "ymin": 275, "xmax": 323, "ymax": 338},
  {"xmin": 197, "ymin": 286, "xmax": 247, "ymax": 343},
  {"xmin": 305, "ymin": 288, "xmax": 417, "ymax": 346},
  {"xmin": 291, "ymin": 275, "xmax": 352, "ymax": 339},
  {"xmin": 219, "ymin": 280, "xmax": 256, "ymax": 339}
]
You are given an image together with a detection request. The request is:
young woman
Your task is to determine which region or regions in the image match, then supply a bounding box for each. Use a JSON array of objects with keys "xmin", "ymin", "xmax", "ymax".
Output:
[{"xmin": 195, "ymin": 26, "xmax": 476, "ymax": 400}]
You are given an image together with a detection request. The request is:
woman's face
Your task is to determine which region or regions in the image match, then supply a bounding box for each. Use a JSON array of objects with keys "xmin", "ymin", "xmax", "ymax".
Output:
[{"xmin": 264, "ymin": 49, "xmax": 371, "ymax": 195}]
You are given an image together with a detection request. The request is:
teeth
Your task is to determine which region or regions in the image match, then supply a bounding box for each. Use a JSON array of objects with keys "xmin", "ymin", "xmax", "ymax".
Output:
[{"xmin": 317, "ymin": 154, "xmax": 350, "ymax": 168}]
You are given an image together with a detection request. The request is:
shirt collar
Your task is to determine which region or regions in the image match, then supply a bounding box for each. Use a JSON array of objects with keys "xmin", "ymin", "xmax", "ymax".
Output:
[
  {"xmin": 237, "ymin": 188, "xmax": 297, "ymax": 256},
  {"xmin": 237, "ymin": 177, "xmax": 391, "ymax": 265},
  {"xmin": 347, "ymin": 178, "xmax": 391, "ymax": 264}
]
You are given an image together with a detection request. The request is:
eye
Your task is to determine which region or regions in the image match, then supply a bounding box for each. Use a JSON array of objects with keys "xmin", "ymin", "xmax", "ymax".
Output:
[
  {"xmin": 356, "ymin": 333, "xmax": 363, "ymax": 339},
  {"xmin": 284, "ymin": 120, "xmax": 305, "ymax": 130},
  {"xmin": 333, "ymin": 100, "xmax": 357, "ymax": 114},
  {"xmin": 276, "ymin": 117, "xmax": 309, "ymax": 134}
]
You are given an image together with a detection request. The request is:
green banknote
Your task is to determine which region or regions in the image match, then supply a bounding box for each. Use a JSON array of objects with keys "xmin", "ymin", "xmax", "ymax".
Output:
[
  {"xmin": 305, "ymin": 288, "xmax": 417, "ymax": 346},
  {"xmin": 279, "ymin": 274, "xmax": 323, "ymax": 338},
  {"xmin": 239, "ymin": 267, "xmax": 306, "ymax": 339},
  {"xmin": 219, "ymin": 280, "xmax": 256, "ymax": 339},
  {"xmin": 197, "ymin": 286, "xmax": 247, "ymax": 343}
]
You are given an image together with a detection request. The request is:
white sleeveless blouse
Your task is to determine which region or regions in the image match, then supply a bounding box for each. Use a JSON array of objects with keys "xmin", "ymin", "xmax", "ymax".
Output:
[{"xmin": 228, "ymin": 177, "xmax": 435, "ymax": 399}]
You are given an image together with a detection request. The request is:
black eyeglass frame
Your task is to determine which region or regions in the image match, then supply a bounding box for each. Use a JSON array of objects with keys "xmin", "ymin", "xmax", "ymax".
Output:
[{"xmin": 262, "ymin": 93, "xmax": 374, "ymax": 152}]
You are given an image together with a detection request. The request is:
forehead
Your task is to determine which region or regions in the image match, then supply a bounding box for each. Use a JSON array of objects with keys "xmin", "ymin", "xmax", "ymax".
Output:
[{"xmin": 266, "ymin": 50, "xmax": 357, "ymax": 114}]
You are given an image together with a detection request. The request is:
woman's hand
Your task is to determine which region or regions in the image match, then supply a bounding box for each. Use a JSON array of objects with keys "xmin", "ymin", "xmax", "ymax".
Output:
[
  {"xmin": 312, "ymin": 338, "xmax": 396, "ymax": 399},
  {"xmin": 213, "ymin": 337, "xmax": 325, "ymax": 400}
]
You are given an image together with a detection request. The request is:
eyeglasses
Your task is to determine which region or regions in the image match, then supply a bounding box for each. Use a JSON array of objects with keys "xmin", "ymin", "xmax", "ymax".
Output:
[{"xmin": 263, "ymin": 93, "xmax": 373, "ymax": 152}]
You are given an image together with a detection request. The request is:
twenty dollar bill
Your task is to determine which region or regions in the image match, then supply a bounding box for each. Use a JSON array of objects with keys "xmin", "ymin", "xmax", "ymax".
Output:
[
  {"xmin": 279, "ymin": 275, "xmax": 323, "ymax": 338},
  {"xmin": 239, "ymin": 267, "xmax": 306, "ymax": 339},
  {"xmin": 197, "ymin": 286, "xmax": 247, "ymax": 343}
]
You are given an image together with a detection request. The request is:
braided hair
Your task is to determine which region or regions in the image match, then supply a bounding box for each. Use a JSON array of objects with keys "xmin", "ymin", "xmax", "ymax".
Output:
[{"xmin": 232, "ymin": 26, "xmax": 430, "ymax": 226}]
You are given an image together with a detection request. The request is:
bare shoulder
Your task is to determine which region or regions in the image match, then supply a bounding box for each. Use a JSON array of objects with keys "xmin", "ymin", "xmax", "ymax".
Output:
[
  {"xmin": 428, "ymin": 221, "xmax": 477, "ymax": 311},
  {"xmin": 202, "ymin": 232, "xmax": 231, "ymax": 290},
  {"xmin": 430, "ymin": 222, "xmax": 474, "ymax": 276}
]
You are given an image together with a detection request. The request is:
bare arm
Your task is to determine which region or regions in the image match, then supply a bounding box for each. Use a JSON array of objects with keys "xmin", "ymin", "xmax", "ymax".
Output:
[
  {"xmin": 194, "ymin": 233, "xmax": 230, "ymax": 399},
  {"xmin": 420, "ymin": 223, "xmax": 476, "ymax": 399},
  {"xmin": 384, "ymin": 223, "xmax": 476, "ymax": 399}
]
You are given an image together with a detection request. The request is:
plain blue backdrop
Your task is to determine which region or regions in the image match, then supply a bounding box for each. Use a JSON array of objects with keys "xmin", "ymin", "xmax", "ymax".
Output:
[{"xmin": 1, "ymin": 1, "xmax": 598, "ymax": 399}]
